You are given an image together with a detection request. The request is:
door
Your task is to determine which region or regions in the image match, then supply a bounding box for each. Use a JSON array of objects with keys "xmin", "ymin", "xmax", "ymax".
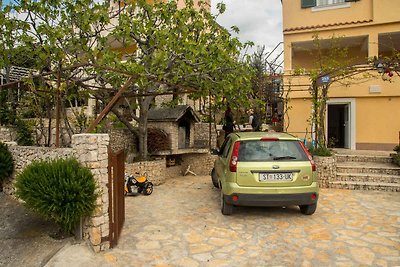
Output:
[
  {"xmin": 343, "ymin": 104, "xmax": 350, "ymax": 148},
  {"xmin": 327, "ymin": 104, "xmax": 350, "ymax": 149}
]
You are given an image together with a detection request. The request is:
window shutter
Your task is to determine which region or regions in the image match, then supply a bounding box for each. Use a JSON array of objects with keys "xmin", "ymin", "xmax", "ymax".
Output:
[{"xmin": 301, "ymin": 0, "xmax": 316, "ymax": 8}]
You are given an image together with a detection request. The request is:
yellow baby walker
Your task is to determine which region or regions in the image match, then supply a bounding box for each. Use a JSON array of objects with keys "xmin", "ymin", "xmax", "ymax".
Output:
[{"xmin": 124, "ymin": 172, "xmax": 154, "ymax": 196}]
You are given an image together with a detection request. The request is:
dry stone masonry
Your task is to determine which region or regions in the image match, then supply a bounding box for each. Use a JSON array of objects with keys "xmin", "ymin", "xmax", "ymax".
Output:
[{"xmin": 5, "ymin": 134, "xmax": 111, "ymax": 252}]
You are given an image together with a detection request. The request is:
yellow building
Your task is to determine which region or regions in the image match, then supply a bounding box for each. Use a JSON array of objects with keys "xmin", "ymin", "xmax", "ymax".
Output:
[{"xmin": 282, "ymin": 0, "xmax": 400, "ymax": 150}]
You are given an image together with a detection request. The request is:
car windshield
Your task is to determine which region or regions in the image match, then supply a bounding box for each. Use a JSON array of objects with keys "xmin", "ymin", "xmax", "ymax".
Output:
[{"xmin": 237, "ymin": 140, "xmax": 308, "ymax": 162}]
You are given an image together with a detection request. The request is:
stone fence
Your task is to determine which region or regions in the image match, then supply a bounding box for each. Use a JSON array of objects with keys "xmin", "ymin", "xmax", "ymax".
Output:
[
  {"xmin": 0, "ymin": 126, "xmax": 17, "ymax": 143},
  {"xmin": 4, "ymin": 134, "xmax": 110, "ymax": 252},
  {"xmin": 314, "ymin": 156, "xmax": 336, "ymax": 188}
]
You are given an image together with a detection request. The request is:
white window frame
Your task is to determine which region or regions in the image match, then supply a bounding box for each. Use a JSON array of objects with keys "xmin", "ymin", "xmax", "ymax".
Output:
[{"xmin": 312, "ymin": 0, "xmax": 350, "ymax": 11}]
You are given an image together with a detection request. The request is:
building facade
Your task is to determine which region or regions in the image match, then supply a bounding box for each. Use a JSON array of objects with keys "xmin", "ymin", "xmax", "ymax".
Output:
[{"xmin": 282, "ymin": 0, "xmax": 400, "ymax": 150}]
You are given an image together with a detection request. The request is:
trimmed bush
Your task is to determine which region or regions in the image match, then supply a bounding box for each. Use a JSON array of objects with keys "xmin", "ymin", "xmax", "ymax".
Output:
[
  {"xmin": 15, "ymin": 158, "xmax": 97, "ymax": 234},
  {"xmin": 308, "ymin": 146, "xmax": 333, "ymax": 157},
  {"xmin": 394, "ymin": 153, "xmax": 400, "ymax": 167},
  {"xmin": 0, "ymin": 142, "xmax": 14, "ymax": 184}
]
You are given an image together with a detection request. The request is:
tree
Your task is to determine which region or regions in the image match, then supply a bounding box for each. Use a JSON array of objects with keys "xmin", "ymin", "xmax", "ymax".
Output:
[
  {"xmin": 2, "ymin": 0, "xmax": 252, "ymax": 159},
  {"xmin": 95, "ymin": 0, "xmax": 252, "ymax": 159}
]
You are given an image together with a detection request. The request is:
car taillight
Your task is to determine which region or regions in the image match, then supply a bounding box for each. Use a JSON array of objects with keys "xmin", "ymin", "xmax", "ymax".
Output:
[
  {"xmin": 299, "ymin": 141, "xmax": 316, "ymax": 172},
  {"xmin": 229, "ymin": 141, "xmax": 241, "ymax": 172}
]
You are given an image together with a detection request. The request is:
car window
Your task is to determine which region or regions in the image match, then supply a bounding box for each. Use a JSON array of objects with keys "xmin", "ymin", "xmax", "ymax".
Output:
[
  {"xmin": 221, "ymin": 138, "xmax": 232, "ymax": 158},
  {"xmin": 238, "ymin": 140, "xmax": 307, "ymax": 162}
]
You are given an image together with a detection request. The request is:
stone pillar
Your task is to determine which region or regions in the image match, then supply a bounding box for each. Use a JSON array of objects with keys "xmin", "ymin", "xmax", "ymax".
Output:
[
  {"xmin": 314, "ymin": 156, "xmax": 336, "ymax": 189},
  {"xmin": 72, "ymin": 134, "xmax": 110, "ymax": 252}
]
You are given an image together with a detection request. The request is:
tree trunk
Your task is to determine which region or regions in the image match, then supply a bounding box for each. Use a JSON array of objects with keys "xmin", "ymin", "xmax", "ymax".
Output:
[{"xmin": 137, "ymin": 94, "xmax": 155, "ymax": 160}]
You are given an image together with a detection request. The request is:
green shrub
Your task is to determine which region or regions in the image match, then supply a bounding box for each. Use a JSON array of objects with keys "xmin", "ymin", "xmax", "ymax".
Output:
[
  {"xmin": 393, "ymin": 153, "xmax": 400, "ymax": 167},
  {"xmin": 393, "ymin": 145, "xmax": 400, "ymax": 153},
  {"xmin": 0, "ymin": 142, "xmax": 14, "ymax": 183},
  {"xmin": 15, "ymin": 158, "xmax": 97, "ymax": 234},
  {"xmin": 16, "ymin": 119, "xmax": 34, "ymax": 146},
  {"xmin": 308, "ymin": 145, "xmax": 333, "ymax": 157}
]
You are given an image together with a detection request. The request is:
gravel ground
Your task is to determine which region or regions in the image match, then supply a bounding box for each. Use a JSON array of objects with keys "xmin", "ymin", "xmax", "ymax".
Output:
[{"xmin": 0, "ymin": 192, "xmax": 71, "ymax": 267}]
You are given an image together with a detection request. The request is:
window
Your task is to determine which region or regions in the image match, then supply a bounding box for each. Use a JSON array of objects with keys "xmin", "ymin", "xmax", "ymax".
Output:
[
  {"xmin": 237, "ymin": 140, "xmax": 308, "ymax": 162},
  {"xmin": 301, "ymin": 0, "xmax": 357, "ymax": 8},
  {"xmin": 317, "ymin": 0, "xmax": 344, "ymax": 6}
]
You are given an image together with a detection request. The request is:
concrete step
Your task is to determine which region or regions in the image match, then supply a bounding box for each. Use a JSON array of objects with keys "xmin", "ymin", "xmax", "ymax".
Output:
[
  {"xmin": 330, "ymin": 181, "xmax": 400, "ymax": 192},
  {"xmin": 335, "ymin": 172, "xmax": 400, "ymax": 184},
  {"xmin": 336, "ymin": 162, "xmax": 400, "ymax": 176},
  {"xmin": 335, "ymin": 154, "xmax": 393, "ymax": 164}
]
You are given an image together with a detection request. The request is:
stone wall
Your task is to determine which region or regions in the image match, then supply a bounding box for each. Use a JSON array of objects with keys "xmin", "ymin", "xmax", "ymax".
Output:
[
  {"xmin": 194, "ymin": 123, "xmax": 218, "ymax": 149},
  {"xmin": 182, "ymin": 153, "xmax": 217, "ymax": 176},
  {"xmin": 108, "ymin": 128, "xmax": 137, "ymax": 159},
  {"xmin": 314, "ymin": 156, "xmax": 336, "ymax": 188},
  {"xmin": 72, "ymin": 134, "xmax": 110, "ymax": 252},
  {"xmin": 4, "ymin": 145, "xmax": 73, "ymax": 196},
  {"xmin": 126, "ymin": 158, "xmax": 167, "ymax": 186},
  {"xmin": 5, "ymin": 134, "xmax": 111, "ymax": 252},
  {"xmin": 0, "ymin": 126, "xmax": 17, "ymax": 142}
]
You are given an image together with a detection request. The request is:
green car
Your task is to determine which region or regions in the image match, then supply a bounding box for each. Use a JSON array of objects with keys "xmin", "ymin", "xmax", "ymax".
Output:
[{"xmin": 211, "ymin": 132, "xmax": 318, "ymax": 215}]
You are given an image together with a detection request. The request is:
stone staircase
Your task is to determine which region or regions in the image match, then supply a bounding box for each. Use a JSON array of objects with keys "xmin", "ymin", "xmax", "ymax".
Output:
[{"xmin": 330, "ymin": 153, "xmax": 400, "ymax": 192}]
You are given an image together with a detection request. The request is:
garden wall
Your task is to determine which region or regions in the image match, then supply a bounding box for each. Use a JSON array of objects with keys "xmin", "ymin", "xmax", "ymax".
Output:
[
  {"xmin": 4, "ymin": 134, "xmax": 111, "ymax": 252},
  {"xmin": 0, "ymin": 126, "xmax": 17, "ymax": 143}
]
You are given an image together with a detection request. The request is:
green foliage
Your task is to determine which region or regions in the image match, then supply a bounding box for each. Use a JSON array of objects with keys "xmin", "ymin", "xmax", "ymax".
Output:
[
  {"xmin": 393, "ymin": 145, "xmax": 400, "ymax": 153},
  {"xmin": 15, "ymin": 119, "xmax": 34, "ymax": 146},
  {"xmin": 0, "ymin": 89, "xmax": 15, "ymax": 126},
  {"xmin": 0, "ymin": 142, "xmax": 14, "ymax": 183},
  {"xmin": 393, "ymin": 153, "xmax": 400, "ymax": 167},
  {"xmin": 15, "ymin": 158, "xmax": 97, "ymax": 234},
  {"xmin": 308, "ymin": 145, "xmax": 333, "ymax": 157}
]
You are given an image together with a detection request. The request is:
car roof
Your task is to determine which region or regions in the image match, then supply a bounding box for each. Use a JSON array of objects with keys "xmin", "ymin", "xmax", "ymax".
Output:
[{"xmin": 230, "ymin": 131, "xmax": 300, "ymax": 141}]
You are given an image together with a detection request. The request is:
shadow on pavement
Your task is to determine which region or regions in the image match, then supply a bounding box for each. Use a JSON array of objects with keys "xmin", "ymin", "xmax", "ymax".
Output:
[{"xmin": 0, "ymin": 192, "xmax": 71, "ymax": 267}]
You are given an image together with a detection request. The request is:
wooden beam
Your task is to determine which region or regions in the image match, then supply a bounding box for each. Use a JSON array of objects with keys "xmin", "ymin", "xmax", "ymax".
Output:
[{"xmin": 85, "ymin": 77, "xmax": 135, "ymax": 133}]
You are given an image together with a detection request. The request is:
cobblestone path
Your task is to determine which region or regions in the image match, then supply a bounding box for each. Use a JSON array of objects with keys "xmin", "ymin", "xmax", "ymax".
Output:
[{"xmin": 98, "ymin": 175, "xmax": 400, "ymax": 267}]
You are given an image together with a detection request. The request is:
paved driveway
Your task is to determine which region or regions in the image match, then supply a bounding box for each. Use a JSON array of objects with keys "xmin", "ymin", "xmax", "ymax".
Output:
[
  {"xmin": 48, "ymin": 174, "xmax": 400, "ymax": 266},
  {"xmin": 95, "ymin": 175, "xmax": 399, "ymax": 267}
]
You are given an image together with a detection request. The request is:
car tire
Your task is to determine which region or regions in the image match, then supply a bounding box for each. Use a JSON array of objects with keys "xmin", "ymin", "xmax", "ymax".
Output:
[
  {"xmin": 211, "ymin": 168, "xmax": 219, "ymax": 188},
  {"xmin": 221, "ymin": 193, "xmax": 233, "ymax": 215},
  {"xmin": 299, "ymin": 203, "xmax": 317, "ymax": 215}
]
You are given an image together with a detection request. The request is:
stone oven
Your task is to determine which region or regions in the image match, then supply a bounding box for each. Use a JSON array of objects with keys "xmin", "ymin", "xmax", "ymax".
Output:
[{"xmin": 147, "ymin": 105, "xmax": 201, "ymax": 154}]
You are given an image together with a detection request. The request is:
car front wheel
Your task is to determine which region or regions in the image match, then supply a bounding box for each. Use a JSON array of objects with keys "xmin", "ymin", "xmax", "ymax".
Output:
[
  {"xmin": 221, "ymin": 193, "xmax": 233, "ymax": 215},
  {"xmin": 299, "ymin": 203, "xmax": 317, "ymax": 215}
]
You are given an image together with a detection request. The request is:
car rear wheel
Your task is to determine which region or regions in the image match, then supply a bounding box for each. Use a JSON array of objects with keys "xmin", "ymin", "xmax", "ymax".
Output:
[
  {"xmin": 221, "ymin": 193, "xmax": 233, "ymax": 215},
  {"xmin": 299, "ymin": 203, "xmax": 317, "ymax": 215},
  {"xmin": 211, "ymin": 168, "xmax": 219, "ymax": 188}
]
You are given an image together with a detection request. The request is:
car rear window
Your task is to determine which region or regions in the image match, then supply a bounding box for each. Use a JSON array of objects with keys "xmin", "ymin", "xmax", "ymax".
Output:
[{"xmin": 237, "ymin": 140, "xmax": 308, "ymax": 162}]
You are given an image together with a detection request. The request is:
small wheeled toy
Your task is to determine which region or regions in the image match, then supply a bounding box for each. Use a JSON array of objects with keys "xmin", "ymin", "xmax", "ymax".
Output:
[{"xmin": 124, "ymin": 172, "xmax": 154, "ymax": 196}]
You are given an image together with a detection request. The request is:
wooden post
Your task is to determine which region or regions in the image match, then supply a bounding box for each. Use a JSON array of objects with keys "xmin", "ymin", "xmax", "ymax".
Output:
[
  {"xmin": 55, "ymin": 67, "xmax": 61, "ymax": 147},
  {"xmin": 85, "ymin": 77, "xmax": 135, "ymax": 133},
  {"xmin": 209, "ymin": 91, "xmax": 212, "ymax": 150}
]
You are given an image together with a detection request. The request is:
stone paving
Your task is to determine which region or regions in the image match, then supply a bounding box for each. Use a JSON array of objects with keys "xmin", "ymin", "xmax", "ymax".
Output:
[{"xmin": 90, "ymin": 174, "xmax": 400, "ymax": 267}]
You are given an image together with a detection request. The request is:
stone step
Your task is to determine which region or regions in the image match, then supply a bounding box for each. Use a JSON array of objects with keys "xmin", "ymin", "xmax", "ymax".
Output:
[
  {"xmin": 335, "ymin": 172, "xmax": 400, "ymax": 184},
  {"xmin": 336, "ymin": 162, "xmax": 400, "ymax": 176},
  {"xmin": 329, "ymin": 181, "xmax": 400, "ymax": 192},
  {"xmin": 336, "ymin": 154, "xmax": 393, "ymax": 164}
]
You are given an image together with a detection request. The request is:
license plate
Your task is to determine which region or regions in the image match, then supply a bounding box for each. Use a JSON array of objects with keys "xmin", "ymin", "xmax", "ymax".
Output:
[{"xmin": 259, "ymin": 173, "xmax": 293, "ymax": 182}]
